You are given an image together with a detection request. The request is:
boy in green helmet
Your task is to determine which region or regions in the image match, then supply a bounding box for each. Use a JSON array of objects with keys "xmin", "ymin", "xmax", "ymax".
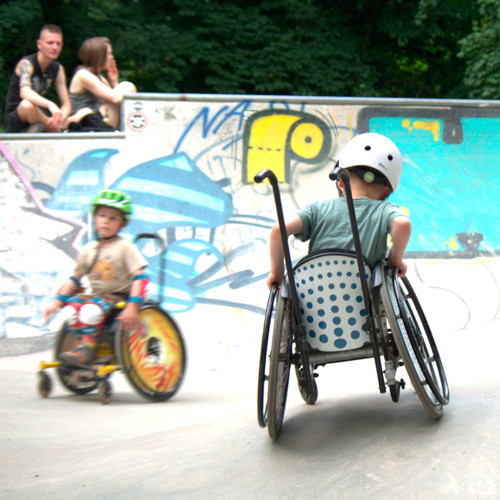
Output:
[{"xmin": 43, "ymin": 189, "xmax": 148, "ymax": 367}]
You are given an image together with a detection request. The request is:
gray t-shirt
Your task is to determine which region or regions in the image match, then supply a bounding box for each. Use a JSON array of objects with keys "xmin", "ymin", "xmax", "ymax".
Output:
[{"xmin": 296, "ymin": 197, "xmax": 406, "ymax": 267}]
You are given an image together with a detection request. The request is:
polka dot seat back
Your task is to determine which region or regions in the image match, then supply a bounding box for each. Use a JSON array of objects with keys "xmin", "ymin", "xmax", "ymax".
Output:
[{"xmin": 293, "ymin": 250, "xmax": 372, "ymax": 352}]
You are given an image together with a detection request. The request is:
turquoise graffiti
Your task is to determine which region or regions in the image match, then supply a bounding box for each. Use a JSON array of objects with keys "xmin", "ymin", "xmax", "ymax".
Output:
[{"xmin": 358, "ymin": 107, "xmax": 500, "ymax": 257}]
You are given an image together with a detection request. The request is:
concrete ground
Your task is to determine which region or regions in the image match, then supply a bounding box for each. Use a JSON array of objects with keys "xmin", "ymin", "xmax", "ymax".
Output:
[{"xmin": 1, "ymin": 310, "xmax": 500, "ymax": 499}]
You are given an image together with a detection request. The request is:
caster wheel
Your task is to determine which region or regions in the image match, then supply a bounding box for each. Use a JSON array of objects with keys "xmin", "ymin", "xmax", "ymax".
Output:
[
  {"xmin": 296, "ymin": 367, "xmax": 318, "ymax": 405},
  {"xmin": 98, "ymin": 380, "xmax": 112, "ymax": 404},
  {"xmin": 38, "ymin": 372, "xmax": 52, "ymax": 398},
  {"xmin": 299, "ymin": 377, "xmax": 318, "ymax": 405},
  {"xmin": 390, "ymin": 379, "xmax": 405, "ymax": 403}
]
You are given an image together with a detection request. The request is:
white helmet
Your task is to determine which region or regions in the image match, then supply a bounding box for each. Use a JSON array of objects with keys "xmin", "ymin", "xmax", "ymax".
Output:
[{"xmin": 337, "ymin": 133, "xmax": 403, "ymax": 191}]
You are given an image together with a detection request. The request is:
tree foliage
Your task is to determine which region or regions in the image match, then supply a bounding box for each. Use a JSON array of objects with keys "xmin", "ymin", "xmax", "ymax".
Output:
[
  {"xmin": 0, "ymin": 0, "xmax": 492, "ymax": 121},
  {"xmin": 458, "ymin": 0, "xmax": 500, "ymax": 99}
]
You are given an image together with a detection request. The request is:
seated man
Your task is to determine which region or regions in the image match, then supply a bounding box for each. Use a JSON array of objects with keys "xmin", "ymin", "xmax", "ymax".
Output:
[{"xmin": 3, "ymin": 24, "xmax": 71, "ymax": 133}]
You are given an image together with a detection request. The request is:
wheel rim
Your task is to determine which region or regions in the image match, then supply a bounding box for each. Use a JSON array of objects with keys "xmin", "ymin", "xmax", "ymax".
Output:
[
  {"xmin": 268, "ymin": 297, "xmax": 292, "ymax": 440},
  {"xmin": 258, "ymin": 285, "xmax": 278, "ymax": 428},
  {"xmin": 381, "ymin": 268, "xmax": 449, "ymax": 416},
  {"xmin": 55, "ymin": 326, "xmax": 98, "ymax": 394},
  {"xmin": 395, "ymin": 276, "xmax": 450, "ymax": 405},
  {"xmin": 118, "ymin": 305, "xmax": 186, "ymax": 400}
]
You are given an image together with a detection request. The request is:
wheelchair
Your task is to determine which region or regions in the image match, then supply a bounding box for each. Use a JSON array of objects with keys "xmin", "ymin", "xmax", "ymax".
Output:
[
  {"xmin": 255, "ymin": 168, "xmax": 449, "ymax": 440},
  {"xmin": 37, "ymin": 234, "xmax": 186, "ymax": 404}
]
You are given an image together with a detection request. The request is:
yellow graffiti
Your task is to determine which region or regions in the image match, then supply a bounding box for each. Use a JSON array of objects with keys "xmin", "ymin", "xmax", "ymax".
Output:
[
  {"xmin": 246, "ymin": 114, "xmax": 302, "ymax": 183},
  {"xmin": 402, "ymin": 118, "xmax": 440, "ymax": 141},
  {"xmin": 399, "ymin": 206, "xmax": 411, "ymax": 217},
  {"xmin": 347, "ymin": 112, "xmax": 353, "ymax": 136},
  {"xmin": 290, "ymin": 121, "xmax": 326, "ymax": 159},
  {"xmin": 244, "ymin": 111, "xmax": 330, "ymax": 183},
  {"xmin": 447, "ymin": 237, "xmax": 459, "ymax": 250}
]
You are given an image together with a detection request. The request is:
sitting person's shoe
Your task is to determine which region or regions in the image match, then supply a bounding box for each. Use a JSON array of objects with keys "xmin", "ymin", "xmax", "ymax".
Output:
[
  {"xmin": 26, "ymin": 122, "xmax": 44, "ymax": 133},
  {"xmin": 58, "ymin": 343, "xmax": 96, "ymax": 368}
]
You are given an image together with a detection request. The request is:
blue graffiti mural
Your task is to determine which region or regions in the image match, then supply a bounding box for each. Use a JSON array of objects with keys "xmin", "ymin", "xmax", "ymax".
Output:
[
  {"xmin": 113, "ymin": 152, "xmax": 232, "ymax": 234},
  {"xmin": 43, "ymin": 150, "xmax": 234, "ymax": 313},
  {"xmin": 6, "ymin": 95, "xmax": 500, "ymax": 345},
  {"xmin": 45, "ymin": 149, "xmax": 117, "ymax": 219}
]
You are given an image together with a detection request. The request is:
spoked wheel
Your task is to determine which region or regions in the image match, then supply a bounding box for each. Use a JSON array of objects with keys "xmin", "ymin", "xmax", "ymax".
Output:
[
  {"xmin": 117, "ymin": 303, "xmax": 186, "ymax": 402},
  {"xmin": 257, "ymin": 284, "xmax": 279, "ymax": 428},
  {"xmin": 267, "ymin": 296, "xmax": 292, "ymax": 440},
  {"xmin": 381, "ymin": 267, "xmax": 449, "ymax": 419},
  {"xmin": 55, "ymin": 325, "xmax": 99, "ymax": 395}
]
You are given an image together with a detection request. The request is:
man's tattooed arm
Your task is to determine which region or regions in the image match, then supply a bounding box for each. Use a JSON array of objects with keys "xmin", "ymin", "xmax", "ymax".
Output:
[{"xmin": 19, "ymin": 59, "xmax": 34, "ymax": 89}]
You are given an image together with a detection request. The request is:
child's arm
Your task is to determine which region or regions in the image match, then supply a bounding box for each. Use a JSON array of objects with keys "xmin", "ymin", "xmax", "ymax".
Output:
[
  {"xmin": 118, "ymin": 268, "xmax": 147, "ymax": 331},
  {"xmin": 388, "ymin": 215, "xmax": 412, "ymax": 277},
  {"xmin": 42, "ymin": 274, "xmax": 83, "ymax": 321},
  {"xmin": 267, "ymin": 215, "xmax": 304, "ymax": 290}
]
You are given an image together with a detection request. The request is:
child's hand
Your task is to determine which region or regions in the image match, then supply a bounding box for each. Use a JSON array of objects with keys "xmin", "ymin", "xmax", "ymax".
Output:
[
  {"xmin": 266, "ymin": 272, "xmax": 283, "ymax": 290},
  {"xmin": 118, "ymin": 303, "xmax": 139, "ymax": 332},
  {"xmin": 388, "ymin": 258, "xmax": 408, "ymax": 277},
  {"xmin": 43, "ymin": 302, "xmax": 60, "ymax": 322}
]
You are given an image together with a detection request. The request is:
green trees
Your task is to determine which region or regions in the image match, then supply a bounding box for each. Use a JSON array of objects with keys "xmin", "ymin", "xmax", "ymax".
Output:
[
  {"xmin": 0, "ymin": 0, "xmax": 497, "ymax": 118},
  {"xmin": 459, "ymin": 0, "xmax": 500, "ymax": 99}
]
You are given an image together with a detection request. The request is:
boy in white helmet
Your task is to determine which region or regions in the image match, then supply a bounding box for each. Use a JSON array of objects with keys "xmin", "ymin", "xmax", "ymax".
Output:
[{"xmin": 266, "ymin": 132, "xmax": 411, "ymax": 290}]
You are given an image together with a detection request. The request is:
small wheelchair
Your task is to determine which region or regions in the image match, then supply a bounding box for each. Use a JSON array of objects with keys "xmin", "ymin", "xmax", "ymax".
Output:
[
  {"xmin": 37, "ymin": 234, "xmax": 186, "ymax": 404},
  {"xmin": 255, "ymin": 168, "xmax": 449, "ymax": 440}
]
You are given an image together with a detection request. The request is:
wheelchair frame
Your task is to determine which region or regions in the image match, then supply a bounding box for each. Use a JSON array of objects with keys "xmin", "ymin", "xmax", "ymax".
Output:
[
  {"xmin": 37, "ymin": 234, "xmax": 187, "ymax": 404},
  {"xmin": 255, "ymin": 168, "xmax": 449, "ymax": 440}
]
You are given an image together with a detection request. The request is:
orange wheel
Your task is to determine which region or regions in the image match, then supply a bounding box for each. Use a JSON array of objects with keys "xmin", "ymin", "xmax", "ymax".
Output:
[{"xmin": 117, "ymin": 303, "xmax": 186, "ymax": 401}]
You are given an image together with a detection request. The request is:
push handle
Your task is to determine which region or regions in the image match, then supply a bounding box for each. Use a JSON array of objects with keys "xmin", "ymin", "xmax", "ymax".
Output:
[
  {"xmin": 134, "ymin": 232, "xmax": 166, "ymax": 251},
  {"xmin": 329, "ymin": 164, "xmax": 386, "ymax": 393},
  {"xmin": 254, "ymin": 168, "xmax": 314, "ymax": 397},
  {"xmin": 133, "ymin": 233, "xmax": 167, "ymax": 305},
  {"xmin": 254, "ymin": 169, "xmax": 278, "ymax": 185},
  {"xmin": 253, "ymin": 169, "xmax": 294, "ymax": 299},
  {"xmin": 329, "ymin": 164, "xmax": 348, "ymax": 183}
]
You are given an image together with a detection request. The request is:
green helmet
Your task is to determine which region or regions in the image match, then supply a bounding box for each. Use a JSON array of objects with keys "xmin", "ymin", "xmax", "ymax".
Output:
[{"xmin": 91, "ymin": 189, "xmax": 132, "ymax": 224}]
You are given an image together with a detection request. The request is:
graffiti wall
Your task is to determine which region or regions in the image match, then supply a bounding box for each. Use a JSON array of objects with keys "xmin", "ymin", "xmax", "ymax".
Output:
[{"xmin": 1, "ymin": 94, "xmax": 500, "ymax": 346}]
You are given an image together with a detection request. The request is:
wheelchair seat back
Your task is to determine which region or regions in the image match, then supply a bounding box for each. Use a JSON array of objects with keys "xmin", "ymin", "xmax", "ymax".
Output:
[{"xmin": 293, "ymin": 249, "xmax": 372, "ymax": 352}]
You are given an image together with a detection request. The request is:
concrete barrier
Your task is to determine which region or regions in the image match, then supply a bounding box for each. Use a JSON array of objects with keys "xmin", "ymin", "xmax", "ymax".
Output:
[{"xmin": 1, "ymin": 93, "xmax": 499, "ymax": 349}]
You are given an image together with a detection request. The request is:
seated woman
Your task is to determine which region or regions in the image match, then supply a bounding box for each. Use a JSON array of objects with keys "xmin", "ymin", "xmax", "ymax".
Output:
[{"xmin": 66, "ymin": 37, "xmax": 136, "ymax": 131}]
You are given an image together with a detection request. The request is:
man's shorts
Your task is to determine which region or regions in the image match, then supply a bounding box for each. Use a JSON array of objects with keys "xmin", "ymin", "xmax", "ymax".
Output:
[{"xmin": 3, "ymin": 108, "xmax": 30, "ymax": 133}]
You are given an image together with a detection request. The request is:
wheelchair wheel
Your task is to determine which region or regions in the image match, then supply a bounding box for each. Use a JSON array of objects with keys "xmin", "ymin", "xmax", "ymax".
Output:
[
  {"xmin": 267, "ymin": 295, "xmax": 292, "ymax": 440},
  {"xmin": 116, "ymin": 303, "xmax": 186, "ymax": 402},
  {"xmin": 257, "ymin": 284, "xmax": 279, "ymax": 428},
  {"xmin": 381, "ymin": 267, "xmax": 449, "ymax": 419},
  {"xmin": 98, "ymin": 379, "xmax": 112, "ymax": 405},
  {"xmin": 55, "ymin": 324, "xmax": 99, "ymax": 395},
  {"xmin": 38, "ymin": 371, "xmax": 52, "ymax": 398},
  {"xmin": 296, "ymin": 364, "xmax": 318, "ymax": 405}
]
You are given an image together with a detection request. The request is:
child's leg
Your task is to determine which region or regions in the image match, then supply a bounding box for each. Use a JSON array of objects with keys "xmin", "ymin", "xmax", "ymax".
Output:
[{"xmin": 58, "ymin": 298, "xmax": 110, "ymax": 367}]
